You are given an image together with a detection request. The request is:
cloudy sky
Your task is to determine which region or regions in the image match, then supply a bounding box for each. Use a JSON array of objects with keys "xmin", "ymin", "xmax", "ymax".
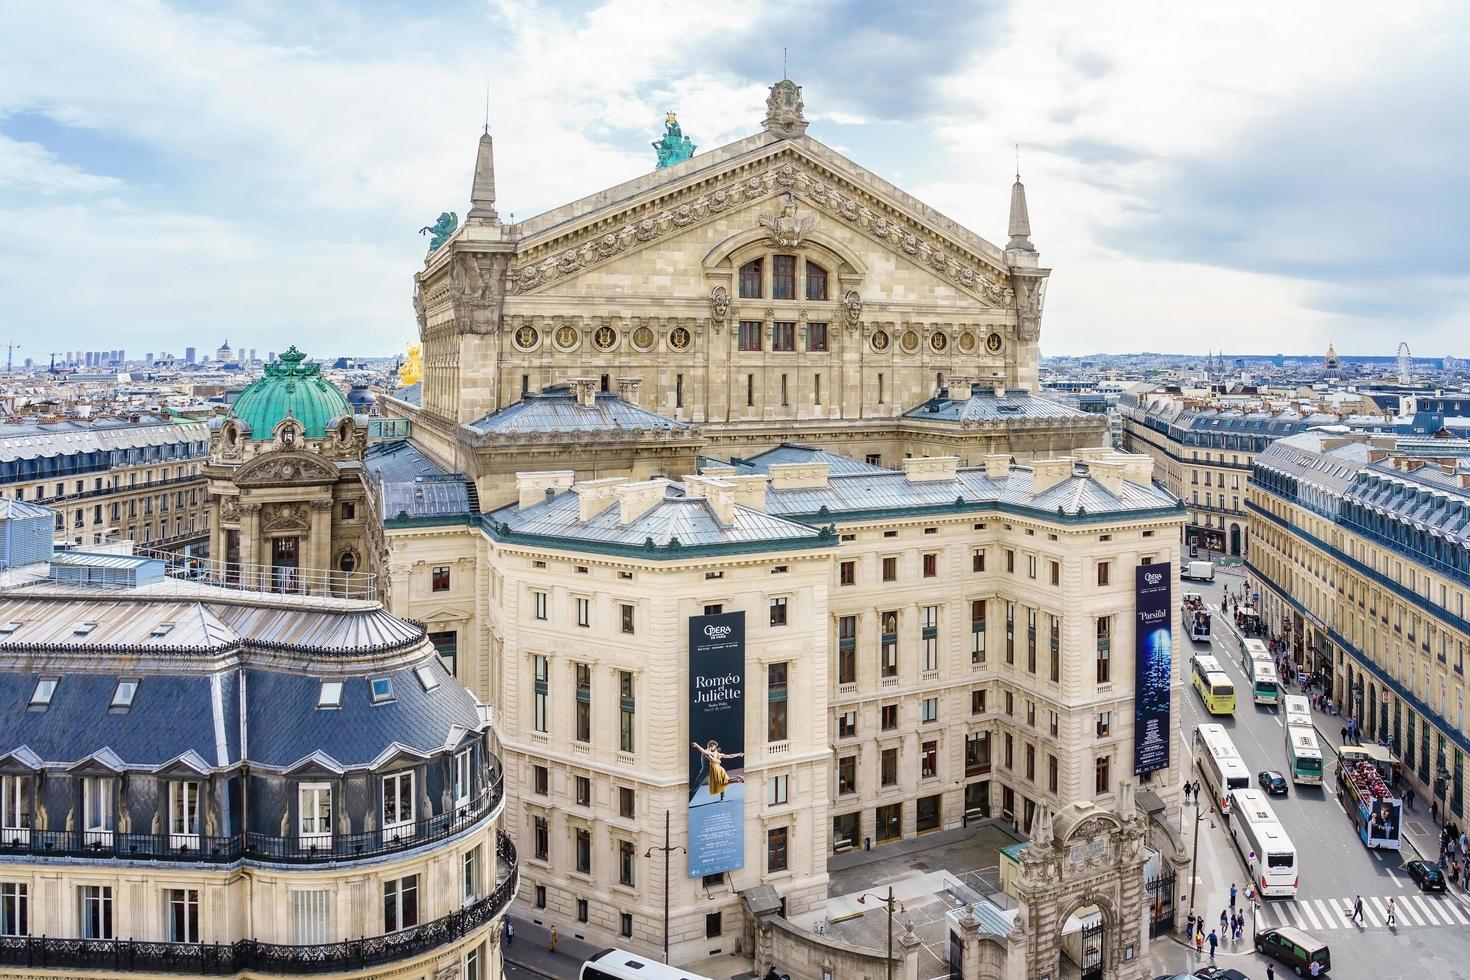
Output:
[{"xmin": 2, "ymin": 0, "xmax": 1466, "ymax": 359}]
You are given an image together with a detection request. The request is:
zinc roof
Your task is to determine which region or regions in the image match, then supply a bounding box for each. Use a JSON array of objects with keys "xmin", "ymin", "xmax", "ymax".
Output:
[
  {"xmin": 467, "ymin": 385, "xmax": 690, "ymax": 436},
  {"xmin": 0, "ymin": 418, "xmax": 207, "ymax": 463},
  {"xmin": 365, "ymin": 441, "xmax": 470, "ymax": 519},
  {"xmin": 901, "ymin": 389, "xmax": 1092, "ymax": 424}
]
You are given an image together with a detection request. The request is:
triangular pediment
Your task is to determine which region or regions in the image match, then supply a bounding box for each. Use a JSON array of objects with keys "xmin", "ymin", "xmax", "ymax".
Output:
[{"xmin": 499, "ymin": 139, "xmax": 1015, "ymax": 306}]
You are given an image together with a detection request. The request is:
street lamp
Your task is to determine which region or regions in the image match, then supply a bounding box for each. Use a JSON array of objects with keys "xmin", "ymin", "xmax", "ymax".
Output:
[
  {"xmin": 856, "ymin": 886, "xmax": 905, "ymax": 980},
  {"xmin": 1185, "ymin": 804, "xmax": 1215, "ymax": 936},
  {"xmin": 645, "ymin": 810, "xmax": 686, "ymax": 965}
]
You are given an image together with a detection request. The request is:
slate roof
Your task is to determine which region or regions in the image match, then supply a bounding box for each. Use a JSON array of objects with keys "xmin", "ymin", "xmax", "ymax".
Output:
[
  {"xmin": 1253, "ymin": 432, "xmax": 1374, "ymax": 495},
  {"xmin": 901, "ymin": 389, "xmax": 1093, "ymax": 424},
  {"xmin": 727, "ymin": 443, "xmax": 893, "ymax": 476},
  {"xmin": 365, "ymin": 440, "xmax": 470, "ymax": 519},
  {"xmin": 762, "ymin": 465, "xmax": 1178, "ymax": 521},
  {"xmin": 0, "ymin": 499, "xmax": 55, "ymax": 522},
  {"xmin": 0, "ymin": 417, "xmax": 207, "ymax": 463},
  {"xmin": 390, "ymin": 382, "xmax": 422, "ymax": 406},
  {"xmin": 466, "ymin": 384, "xmax": 691, "ymax": 437},
  {"xmin": 489, "ymin": 480, "xmax": 824, "ymax": 549}
]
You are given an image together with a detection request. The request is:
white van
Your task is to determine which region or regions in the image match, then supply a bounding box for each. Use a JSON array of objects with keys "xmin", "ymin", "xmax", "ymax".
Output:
[{"xmin": 1181, "ymin": 560, "xmax": 1215, "ymax": 582}]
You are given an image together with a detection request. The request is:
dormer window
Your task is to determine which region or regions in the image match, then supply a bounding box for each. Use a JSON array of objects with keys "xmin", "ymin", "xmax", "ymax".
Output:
[
  {"xmin": 413, "ymin": 664, "xmax": 439, "ymax": 692},
  {"xmin": 28, "ymin": 678, "xmax": 57, "ymax": 709},
  {"xmin": 110, "ymin": 679, "xmax": 138, "ymax": 711},
  {"xmin": 317, "ymin": 680, "xmax": 343, "ymax": 709},
  {"xmin": 370, "ymin": 677, "xmax": 394, "ymax": 704}
]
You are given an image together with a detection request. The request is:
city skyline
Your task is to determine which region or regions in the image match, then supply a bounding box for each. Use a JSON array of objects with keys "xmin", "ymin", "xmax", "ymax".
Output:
[{"xmin": 2, "ymin": 1, "xmax": 1467, "ymax": 357}]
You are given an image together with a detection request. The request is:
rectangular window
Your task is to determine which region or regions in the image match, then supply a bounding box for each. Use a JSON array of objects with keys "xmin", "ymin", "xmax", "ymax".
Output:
[
  {"xmin": 706, "ymin": 911, "xmax": 723, "ymax": 938},
  {"xmin": 466, "ymin": 941, "xmax": 486, "ymax": 980},
  {"xmin": 1, "ymin": 775, "xmax": 31, "ymax": 840},
  {"xmin": 619, "ymin": 786, "xmax": 636, "ymax": 819},
  {"xmin": 453, "ymin": 749, "xmax": 473, "ymax": 808},
  {"xmin": 383, "ymin": 875, "xmax": 420, "ymax": 932},
  {"xmin": 428, "ymin": 630, "xmax": 458, "ymax": 678},
  {"xmin": 806, "ymin": 263, "xmax": 828, "ymax": 300},
  {"xmin": 1050, "ymin": 561, "xmax": 1059, "ymax": 586},
  {"xmin": 168, "ymin": 781, "xmax": 200, "ymax": 845},
  {"xmin": 881, "ymin": 703, "xmax": 898, "ymax": 730},
  {"xmin": 971, "ymin": 689, "xmax": 986, "ymax": 715},
  {"xmin": 1026, "ymin": 607, "xmax": 1037, "ymax": 673},
  {"xmin": 80, "ymin": 885, "xmax": 112, "ymax": 939},
  {"xmin": 768, "ymin": 662, "xmax": 789, "ymax": 742},
  {"xmin": 807, "ymin": 322, "xmax": 828, "ymax": 351},
  {"xmin": 619, "ymin": 838, "xmax": 636, "ymax": 886},
  {"xmin": 772, "ymin": 255, "xmax": 796, "ymax": 299},
  {"xmin": 965, "ymin": 731, "xmax": 989, "ymax": 775},
  {"xmin": 575, "ymin": 662, "xmax": 592, "ymax": 743},
  {"xmin": 1096, "ymin": 712, "xmax": 1111, "ymax": 737},
  {"xmin": 881, "ymin": 610, "xmax": 898, "ymax": 677},
  {"xmin": 923, "ymin": 553, "xmax": 938, "ymax": 577},
  {"xmin": 1049, "ymin": 616, "xmax": 1061, "ymax": 683},
  {"xmin": 431, "ymin": 566, "xmax": 451, "ymax": 592},
  {"xmin": 533, "ymin": 655, "xmax": 549, "ymax": 733},
  {"xmin": 767, "ymin": 826, "xmax": 789, "ymax": 872},
  {"xmin": 166, "ymin": 888, "xmax": 200, "ymax": 944},
  {"xmin": 875, "ymin": 803, "xmax": 901, "ymax": 842},
  {"xmin": 920, "ymin": 697, "xmax": 938, "ymax": 723},
  {"xmin": 922, "ymin": 605, "xmax": 939, "ymax": 671},
  {"xmin": 533, "ymin": 591, "xmax": 548, "ymax": 620},
  {"xmin": 839, "ymin": 560, "xmax": 855, "ymax": 586},
  {"xmin": 881, "ymin": 747, "xmax": 899, "ymax": 786},
  {"xmin": 973, "ymin": 548, "xmax": 986, "ymax": 572},
  {"xmin": 767, "ymin": 772, "xmax": 789, "ymax": 806},
  {"xmin": 739, "ymin": 260, "xmax": 762, "ymax": 299},
  {"xmin": 0, "ymin": 883, "xmax": 26, "ymax": 937},
  {"xmin": 1005, "ymin": 602, "xmax": 1015, "ymax": 664},
  {"xmin": 575, "ymin": 827, "xmax": 591, "ymax": 874},
  {"xmin": 1049, "ymin": 754, "xmax": 1059, "ymax": 793},
  {"xmin": 921, "ymin": 740, "xmax": 938, "ymax": 778},
  {"xmin": 739, "ymin": 320, "xmax": 763, "ymax": 351},
  {"xmin": 837, "ymin": 710, "xmax": 857, "ymax": 738},
  {"xmin": 838, "ymin": 756, "xmax": 857, "ymax": 794},
  {"xmin": 533, "ymin": 816, "xmax": 549, "ymax": 861},
  {"xmin": 576, "ymin": 597, "xmax": 590, "ymax": 628},
  {"xmin": 769, "ymin": 596, "xmax": 788, "ymax": 626},
  {"xmin": 1096, "ymin": 562, "xmax": 1110, "ymax": 587},
  {"xmin": 291, "ymin": 890, "xmax": 329, "ymax": 944},
  {"xmin": 882, "ymin": 556, "xmax": 897, "ymax": 581},
  {"xmin": 772, "ymin": 321, "xmax": 796, "ymax": 351},
  {"xmin": 971, "ymin": 599, "xmax": 987, "ymax": 663},
  {"xmin": 1096, "ymin": 618, "xmax": 1112, "ymax": 683},
  {"xmin": 298, "ymin": 783, "xmax": 332, "ymax": 843},
  {"xmin": 620, "ymin": 603, "xmax": 635, "ymax": 634},
  {"xmin": 82, "ymin": 776, "xmax": 113, "ymax": 838},
  {"xmin": 1026, "ymin": 743, "xmax": 1036, "ymax": 781},
  {"xmin": 619, "ymin": 670, "xmax": 636, "ymax": 753},
  {"xmin": 382, "ymin": 771, "xmax": 415, "ymax": 831},
  {"xmin": 1095, "ymin": 756, "xmax": 1111, "ymax": 795}
]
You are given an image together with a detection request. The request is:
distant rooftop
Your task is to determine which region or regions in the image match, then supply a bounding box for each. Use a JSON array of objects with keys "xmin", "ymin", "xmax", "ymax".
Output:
[
  {"xmin": 364, "ymin": 441, "xmax": 471, "ymax": 520},
  {"xmin": 467, "ymin": 382, "xmax": 692, "ymax": 438},
  {"xmin": 902, "ymin": 387, "xmax": 1093, "ymax": 424}
]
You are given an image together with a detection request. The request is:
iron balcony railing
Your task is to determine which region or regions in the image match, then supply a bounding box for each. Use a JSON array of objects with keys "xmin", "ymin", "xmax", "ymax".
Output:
[
  {"xmin": 0, "ymin": 833, "xmax": 517, "ymax": 976},
  {"xmin": 0, "ymin": 780, "xmax": 501, "ymax": 866},
  {"xmin": 130, "ymin": 547, "xmax": 377, "ymax": 601}
]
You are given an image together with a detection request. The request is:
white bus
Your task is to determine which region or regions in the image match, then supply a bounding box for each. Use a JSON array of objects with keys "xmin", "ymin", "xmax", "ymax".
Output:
[
  {"xmin": 1228, "ymin": 787, "xmax": 1299, "ymax": 897},
  {"xmin": 1239, "ymin": 637, "xmax": 1271, "ymax": 673},
  {"xmin": 1282, "ymin": 694, "xmax": 1312, "ymax": 729},
  {"xmin": 1193, "ymin": 724, "xmax": 1251, "ymax": 814},
  {"xmin": 1248, "ymin": 660, "xmax": 1282, "ymax": 706},
  {"xmin": 581, "ymin": 949, "xmax": 716, "ymax": 980},
  {"xmin": 1285, "ymin": 725, "xmax": 1324, "ymax": 785}
]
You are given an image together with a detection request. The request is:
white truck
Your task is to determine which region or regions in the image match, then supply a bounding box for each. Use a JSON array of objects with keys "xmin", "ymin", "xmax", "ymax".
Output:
[{"xmin": 1180, "ymin": 560, "xmax": 1215, "ymax": 582}]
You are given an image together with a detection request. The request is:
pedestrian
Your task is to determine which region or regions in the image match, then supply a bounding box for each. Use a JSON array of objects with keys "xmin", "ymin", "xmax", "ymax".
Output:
[
  {"xmin": 1193, "ymin": 779, "xmax": 1201, "ymax": 801},
  {"xmin": 1342, "ymin": 724, "xmax": 1349, "ymax": 743},
  {"xmin": 549, "ymin": 924, "xmax": 559, "ymax": 953},
  {"xmin": 1267, "ymin": 962, "xmax": 1275, "ymax": 980},
  {"xmin": 1207, "ymin": 929, "xmax": 1218, "ymax": 959},
  {"xmin": 1309, "ymin": 960, "xmax": 1322, "ymax": 977},
  {"xmin": 504, "ymin": 918, "xmax": 514, "ymax": 948},
  {"xmin": 1230, "ymin": 882, "xmax": 1238, "ymax": 909},
  {"xmin": 1183, "ymin": 781, "xmax": 1192, "ymax": 805},
  {"xmin": 1195, "ymin": 928, "xmax": 1204, "ymax": 953},
  {"xmin": 1351, "ymin": 894, "xmax": 1363, "ymax": 923},
  {"xmin": 1387, "ymin": 896, "xmax": 1397, "ymax": 928},
  {"xmin": 1185, "ymin": 912, "xmax": 1195, "ymax": 938},
  {"xmin": 1434, "ymin": 798, "xmax": 1442, "ymax": 823},
  {"xmin": 1220, "ymin": 909, "xmax": 1228, "ymax": 934}
]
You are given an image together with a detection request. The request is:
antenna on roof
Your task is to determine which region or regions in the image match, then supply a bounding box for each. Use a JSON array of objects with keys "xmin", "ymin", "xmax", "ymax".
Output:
[
  {"xmin": 1015, "ymin": 143, "xmax": 1020, "ymax": 181},
  {"xmin": 483, "ymin": 84, "xmax": 491, "ymax": 135},
  {"xmin": 783, "ymin": 47, "xmax": 788, "ymax": 80}
]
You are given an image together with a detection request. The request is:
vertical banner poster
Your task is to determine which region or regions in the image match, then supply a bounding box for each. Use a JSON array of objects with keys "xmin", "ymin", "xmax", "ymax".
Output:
[
  {"xmin": 1134, "ymin": 562, "xmax": 1173, "ymax": 775},
  {"xmin": 688, "ymin": 611, "xmax": 747, "ymax": 877}
]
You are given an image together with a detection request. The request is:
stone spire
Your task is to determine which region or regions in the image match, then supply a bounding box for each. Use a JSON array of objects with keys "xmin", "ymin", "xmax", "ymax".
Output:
[
  {"xmin": 467, "ymin": 131, "xmax": 499, "ymax": 224},
  {"xmin": 1006, "ymin": 171, "xmax": 1035, "ymax": 253}
]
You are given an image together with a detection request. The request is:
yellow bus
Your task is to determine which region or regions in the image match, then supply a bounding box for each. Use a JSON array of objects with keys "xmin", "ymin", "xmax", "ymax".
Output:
[{"xmin": 1191, "ymin": 653, "xmax": 1236, "ymax": 715}]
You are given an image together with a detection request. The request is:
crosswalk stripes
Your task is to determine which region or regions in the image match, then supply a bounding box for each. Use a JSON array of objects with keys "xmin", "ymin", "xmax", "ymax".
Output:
[{"xmin": 1257, "ymin": 893, "xmax": 1470, "ymax": 929}]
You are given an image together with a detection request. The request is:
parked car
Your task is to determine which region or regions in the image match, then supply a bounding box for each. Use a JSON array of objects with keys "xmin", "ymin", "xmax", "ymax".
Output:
[
  {"xmin": 1258, "ymin": 770, "xmax": 1289, "ymax": 795},
  {"xmin": 1194, "ymin": 968, "xmax": 1253, "ymax": 980},
  {"xmin": 1255, "ymin": 925, "xmax": 1330, "ymax": 975},
  {"xmin": 1405, "ymin": 858, "xmax": 1447, "ymax": 892}
]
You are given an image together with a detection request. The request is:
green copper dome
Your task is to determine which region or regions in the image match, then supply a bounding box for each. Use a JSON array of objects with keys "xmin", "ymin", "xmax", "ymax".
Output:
[{"xmin": 229, "ymin": 346, "xmax": 351, "ymax": 440}]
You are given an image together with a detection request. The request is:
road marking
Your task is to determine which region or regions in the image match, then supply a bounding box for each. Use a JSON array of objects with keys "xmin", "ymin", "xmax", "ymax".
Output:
[
  {"xmin": 1359, "ymin": 900, "xmax": 1380, "ymax": 927},
  {"xmin": 1387, "ymin": 867, "xmax": 1403, "ymax": 887},
  {"xmin": 1437, "ymin": 895, "xmax": 1470, "ymax": 925},
  {"xmin": 1410, "ymin": 895, "xmax": 1448, "ymax": 925},
  {"xmin": 1297, "ymin": 900, "xmax": 1324, "ymax": 929},
  {"xmin": 1369, "ymin": 896, "xmax": 1391, "ymax": 922}
]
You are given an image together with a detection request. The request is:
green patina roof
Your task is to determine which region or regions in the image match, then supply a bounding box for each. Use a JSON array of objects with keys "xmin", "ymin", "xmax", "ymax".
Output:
[{"xmin": 229, "ymin": 346, "xmax": 351, "ymax": 440}]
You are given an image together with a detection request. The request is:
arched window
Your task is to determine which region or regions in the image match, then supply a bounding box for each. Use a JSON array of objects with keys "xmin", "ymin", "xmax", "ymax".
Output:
[
  {"xmin": 806, "ymin": 261, "xmax": 828, "ymax": 301},
  {"xmin": 339, "ymin": 551, "xmax": 357, "ymax": 574},
  {"xmin": 739, "ymin": 260, "xmax": 762, "ymax": 299}
]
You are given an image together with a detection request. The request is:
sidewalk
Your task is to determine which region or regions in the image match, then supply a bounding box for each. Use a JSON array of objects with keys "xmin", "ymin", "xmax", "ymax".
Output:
[{"xmin": 502, "ymin": 914, "xmax": 601, "ymax": 979}]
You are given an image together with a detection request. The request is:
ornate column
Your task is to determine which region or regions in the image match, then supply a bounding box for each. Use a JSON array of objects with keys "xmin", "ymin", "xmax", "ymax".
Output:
[
  {"xmin": 238, "ymin": 502, "xmax": 262, "ymax": 589},
  {"xmin": 309, "ymin": 500, "xmax": 333, "ymax": 590}
]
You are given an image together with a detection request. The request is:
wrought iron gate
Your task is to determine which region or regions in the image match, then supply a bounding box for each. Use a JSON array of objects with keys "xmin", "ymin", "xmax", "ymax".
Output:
[
  {"xmin": 1080, "ymin": 920, "xmax": 1104, "ymax": 980},
  {"xmin": 1146, "ymin": 871, "xmax": 1176, "ymax": 938}
]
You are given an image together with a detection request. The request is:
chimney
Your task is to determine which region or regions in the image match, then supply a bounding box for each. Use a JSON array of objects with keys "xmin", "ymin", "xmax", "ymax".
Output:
[
  {"xmin": 568, "ymin": 378, "xmax": 598, "ymax": 407},
  {"xmin": 726, "ymin": 474, "xmax": 770, "ymax": 513},
  {"xmin": 902, "ymin": 456, "xmax": 960, "ymax": 483},
  {"xmin": 616, "ymin": 377, "xmax": 642, "ymax": 401},
  {"xmin": 983, "ymin": 454, "xmax": 1012, "ymax": 480},
  {"xmin": 1029, "ymin": 458, "xmax": 1075, "ymax": 495},
  {"xmin": 617, "ymin": 479, "xmax": 667, "ymax": 525},
  {"xmin": 1073, "ymin": 447, "xmax": 1112, "ymax": 464},
  {"xmin": 1086, "ymin": 459, "xmax": 1127, "ymax": 496},
  {"xmin": 517, "ymin": 470, "xmax": 576, "ymax": 509},
  {"xmin": 947, "ymin": 377, "xmax": 973, "ymax": 401},
  {"xmin": 683, "ymin": 476, "xmax": 736, "ymax": 525},
  {"xmin": 700, "ymin": 464, "xmax": 738, "ymax": 478},
  {"xmin": 993, "ymin": 385, "xmax": 1007, "ymax": 399},
  {"xmin": 768, "ymin": 461, "xmax": 831, "ymax": 490},
  {"xmin": 1118, "ymin": 454, "xmax": 1154, "ymax": 486},
  {"xmin": 576, "ymin": 476, "xmax": 629, "ymax": 521}
]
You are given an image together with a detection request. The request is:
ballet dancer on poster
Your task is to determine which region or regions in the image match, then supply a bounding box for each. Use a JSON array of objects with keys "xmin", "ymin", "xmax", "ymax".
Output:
[{"xmin": 692, "ymin": 740, "xmax": 745, "ymax": 802}]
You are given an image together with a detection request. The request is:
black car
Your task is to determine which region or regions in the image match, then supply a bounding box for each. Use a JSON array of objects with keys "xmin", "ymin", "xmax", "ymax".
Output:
[
  {"xmin": 1258, "ymin": 769, "xmax": 1289, "ymax": 795},
  {"xmin": 1406, "ymin": 858, "xmax": 1447, "ymax": 891},
  {"xmin": 1194, "ymin": 968, "xmax": 1253, "ymax": 980}
]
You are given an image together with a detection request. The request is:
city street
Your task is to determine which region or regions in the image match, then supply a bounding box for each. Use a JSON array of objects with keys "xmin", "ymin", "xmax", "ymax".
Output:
[{"xmin": 1153, "ymin": 567, "xmax": 1470, "ymax": 979}]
